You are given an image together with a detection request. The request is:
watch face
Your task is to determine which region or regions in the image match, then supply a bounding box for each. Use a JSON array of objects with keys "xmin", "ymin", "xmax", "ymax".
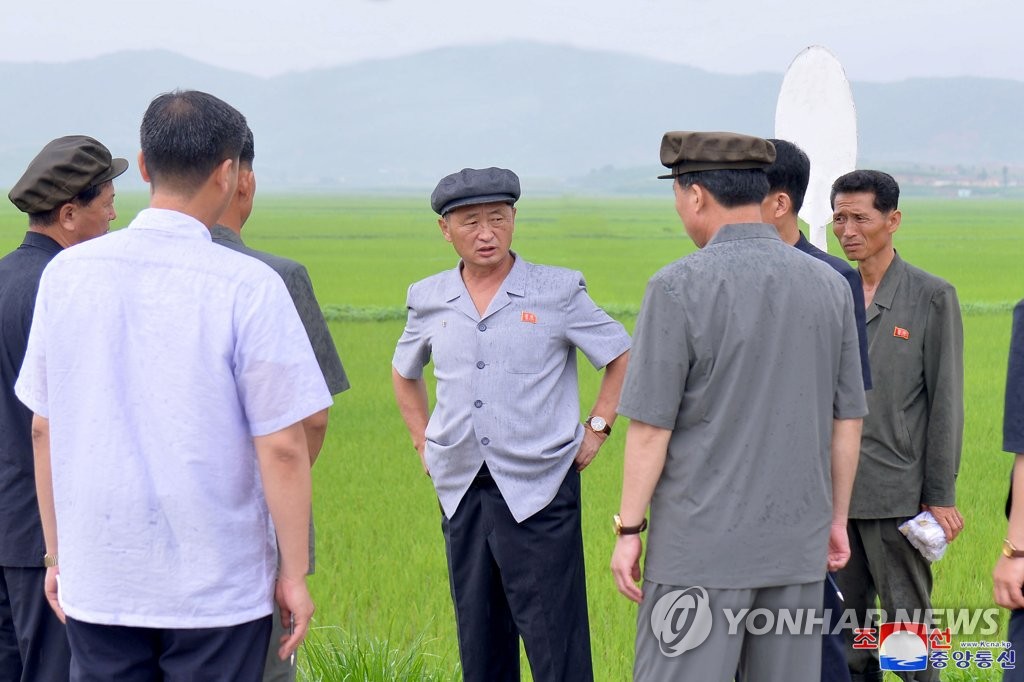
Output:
[{"xmin": 590, "ymin": 416, "xmax": 607, "ymax": 431}]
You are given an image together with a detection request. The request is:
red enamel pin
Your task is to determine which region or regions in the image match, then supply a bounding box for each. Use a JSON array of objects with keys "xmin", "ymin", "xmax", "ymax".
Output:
[
  {"xmin": 521, "ymin": 312, "xmax": 537, "ymax": 324},
  {"xmin": 893, "ymin": 326, "xmax": 910, "ymax": 340}
]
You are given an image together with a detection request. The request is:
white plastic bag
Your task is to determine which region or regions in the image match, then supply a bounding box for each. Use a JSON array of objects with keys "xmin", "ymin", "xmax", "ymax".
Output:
[{"xmin": 898, "ymin": 511, "xmax": 948, "ymax": 562}]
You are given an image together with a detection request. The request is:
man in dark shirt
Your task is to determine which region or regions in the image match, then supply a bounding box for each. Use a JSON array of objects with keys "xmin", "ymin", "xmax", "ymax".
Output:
[
  {"xmin": 0, "ymin": 136, "xmax": 126, "ymax": 682},
  {"xmin": 992, "ymin": 299, "xmax": 1024, "ymax": 682},
  {"xmin": 210, "ymin": 127, "xmax": 348, "ymax": 682},
  {"xmin": 759, "ymin": 138, "xmax": 872, "ymax": 682}
]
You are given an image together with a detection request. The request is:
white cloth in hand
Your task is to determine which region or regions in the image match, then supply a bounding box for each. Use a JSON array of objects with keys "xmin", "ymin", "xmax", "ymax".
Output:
[{"xmin": 898, "ymin": 511, "xmax": 948, "ymax": 563}]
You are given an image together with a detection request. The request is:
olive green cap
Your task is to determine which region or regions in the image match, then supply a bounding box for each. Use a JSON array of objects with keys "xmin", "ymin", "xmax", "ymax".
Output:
[
  {"xmin": 8, "ymin": 135, "xmax": 129, "ymax": 213},
  {"xmin": 658, "ymin": 131, "xmax": 776, "ymax": 179}
]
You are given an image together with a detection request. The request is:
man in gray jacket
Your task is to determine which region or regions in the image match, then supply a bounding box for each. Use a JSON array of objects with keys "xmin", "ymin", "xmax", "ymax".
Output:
[{"xmin": 831, "ymin": 170, "xmax": 964, "ymax": 682}]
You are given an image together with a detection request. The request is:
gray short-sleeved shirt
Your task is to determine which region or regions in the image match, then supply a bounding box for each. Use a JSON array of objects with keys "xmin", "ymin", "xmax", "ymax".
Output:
[
  {"xmin": 211, "ymin": 226, "xmax": 349, "ymax": 396},
  {"xmin": 618, "ymin": 223, "xmax": 867, "ymax": 589},
  {"xmin": 393, "ymin": 254, "xmax": 631, "ymax": 522}
]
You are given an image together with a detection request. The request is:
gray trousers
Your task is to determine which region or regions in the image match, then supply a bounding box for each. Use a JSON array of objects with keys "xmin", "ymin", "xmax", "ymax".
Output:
[
  {"xmin": 261, "ymin": 606, "xmax": 296, "ymax": 682},
  {"xmin": 635, "ymin": 580, "xmax": 824, "ymax": 682},
  {"xmin": 835, "ymin": 518, "xmax": 936, "ymax": 682}
]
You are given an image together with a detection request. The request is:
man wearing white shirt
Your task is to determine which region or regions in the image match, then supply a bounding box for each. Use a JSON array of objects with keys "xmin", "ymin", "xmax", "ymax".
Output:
[{"xmin": 15, "ymin": 90, "xmax": 331, "ymax": 681}]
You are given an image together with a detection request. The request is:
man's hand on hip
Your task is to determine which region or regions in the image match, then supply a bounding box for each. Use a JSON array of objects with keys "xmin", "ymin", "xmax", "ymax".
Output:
[{"xmin": 574, "ymin": 428, "xmax": 605, "ymax": 471}]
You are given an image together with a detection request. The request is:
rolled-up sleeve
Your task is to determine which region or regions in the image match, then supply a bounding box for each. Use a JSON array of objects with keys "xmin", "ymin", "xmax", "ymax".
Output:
[
  {"xmin": 563, "ymin": 273, "xmax": 630, "ymax": 370},
  {"xmin": 392, "ymin": 283, "xmax": 432, "ymax": 380}
]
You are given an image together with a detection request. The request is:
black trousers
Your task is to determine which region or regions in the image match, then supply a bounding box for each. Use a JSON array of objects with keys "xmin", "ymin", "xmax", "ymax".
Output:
[
  {"xmin": 65, "ymin": 614, "xmax": 271, "ymax": 682},
  {"xmin": 441, "ymin": 465, "xmax": 593, "ymax": 682},
  {"xmin": 0, "ymin": 565, "xmax": 70, "ymax": 682}
]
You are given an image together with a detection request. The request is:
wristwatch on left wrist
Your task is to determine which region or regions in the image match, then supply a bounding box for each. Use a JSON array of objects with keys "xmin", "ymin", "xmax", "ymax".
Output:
[
  {"xmin": 43, "ymin": 553, "xmax": 58, "ymax": 568},
  {"xmin": 1003, "ymin": 539, "xmax": 1024, "ymax": 559},
  {"xmin": 585, "ymin": 415, "xmax": 611, "ymax": 436}
]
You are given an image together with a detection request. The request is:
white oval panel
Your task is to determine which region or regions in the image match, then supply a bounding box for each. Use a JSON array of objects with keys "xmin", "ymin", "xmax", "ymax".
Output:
[{"xmin": 774, "ymin": 45, "xmax": 858, "ymax": 251}]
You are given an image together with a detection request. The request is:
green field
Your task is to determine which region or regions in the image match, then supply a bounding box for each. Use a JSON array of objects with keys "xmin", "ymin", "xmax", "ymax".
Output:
[{"xmin": 0, "ymin": 193, "xmax": 1021, "ymax": 680}]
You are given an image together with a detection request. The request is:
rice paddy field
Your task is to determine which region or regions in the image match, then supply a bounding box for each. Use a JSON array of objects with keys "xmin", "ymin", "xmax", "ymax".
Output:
[{"xmin": 0, "ymin": 193, "xmax": 1021, "ymax": 680}]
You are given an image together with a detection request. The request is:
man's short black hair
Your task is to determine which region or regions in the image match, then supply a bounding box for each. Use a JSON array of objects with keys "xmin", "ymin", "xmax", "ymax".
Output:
[
  {"xmin": 830, "ymin": 170, "xmax": 900, "ymax": 213},
  {"xmin": 765, "ymin": 139, "xmax": 810, "ymax": 214},
  {"xmin": 240, "ymin": 127, "xmax": 254, "ymax": 168},
  {"xmin": 140, "ymin": 90, "xmax": 247, "ymax": 195},
  {"xmin": 676, "ymin": 168, "xmax": 770, "ymax": 208},
  {"xmin": 28, "ymin": 181, "xmax": 106, "ymax": 228}
]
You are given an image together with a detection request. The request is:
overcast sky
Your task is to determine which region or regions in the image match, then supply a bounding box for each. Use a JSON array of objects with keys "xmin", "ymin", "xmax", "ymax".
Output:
[{"xmin": 2, "ymin": 0, "xmax": 1019, "ymax": 82}]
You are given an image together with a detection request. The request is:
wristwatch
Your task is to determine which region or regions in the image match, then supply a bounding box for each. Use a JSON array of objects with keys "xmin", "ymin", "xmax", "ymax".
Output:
[
  {"xmin": 614, "ymin": 514, "xmax": 648, "ymax": 536},
  {"xmin": 1003, "ymin": 539, "xmax": 1024, "ymax": 558},
  {"xmin": 585, "ymin": 415, "xmax": 611, "ymax": 436},
  {"xmin": 43, "ymin": 553, "xmax": 58, "ymax": 568}
]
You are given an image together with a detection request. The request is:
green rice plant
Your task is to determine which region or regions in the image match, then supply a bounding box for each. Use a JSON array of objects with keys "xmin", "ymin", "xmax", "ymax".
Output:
[{"xmin": 298, "ymin": 626, "xmax": 460, "ymax": 682}]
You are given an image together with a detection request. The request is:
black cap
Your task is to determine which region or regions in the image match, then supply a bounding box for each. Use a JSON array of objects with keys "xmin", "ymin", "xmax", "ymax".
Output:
[
  {"xmin": 658, "ymin": 131, "xmax": 776, "ymax": 179},
  {"xmin": 431, "ymin": 167, "xmax": 521, "ymax": 216},
  {"xmin": 8, "ymin": 136, "xmax": 129, "ymax": 213}
]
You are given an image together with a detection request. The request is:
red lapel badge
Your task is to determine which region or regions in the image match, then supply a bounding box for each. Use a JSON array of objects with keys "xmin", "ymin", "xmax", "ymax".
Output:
[
  {"xmin": 893, "ymin": 326, "xmax": 910, "ymax": 340},
  {"xmin": 521, "ymin": 311, "xmax": 537, "ymax": 324}
]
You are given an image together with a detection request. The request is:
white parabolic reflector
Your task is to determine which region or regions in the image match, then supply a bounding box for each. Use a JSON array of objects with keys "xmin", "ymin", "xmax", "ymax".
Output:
[{"xmin": 774, "ymin": 46, "xmax": 858, "ymax": 251}]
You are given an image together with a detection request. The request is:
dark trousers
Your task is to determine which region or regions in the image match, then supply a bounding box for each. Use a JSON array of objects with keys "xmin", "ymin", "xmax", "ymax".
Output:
[
  {"xmin": 836, "ymin": 518, "xmax": 935, "ymax": 682},
  {"xmin": 822, "ymin": 573, "xmax": 852, "ymax": 682},
  {"xmin": 0, "ymin": 565, "xmax": 70, "ymax": 682},
  {"xmin": 65, "ymin": 615, "xmax": 271, "ymax": 682},
  {"xmin": 1007, "ymin": 609, "xmax": 1024, "ymax": 682},
  {"xmin": 441, "ymin": 465, "xmax": 593, "ymax": 682}
]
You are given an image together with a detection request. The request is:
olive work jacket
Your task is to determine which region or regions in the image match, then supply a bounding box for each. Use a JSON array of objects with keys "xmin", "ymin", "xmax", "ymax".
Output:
[{"xmin": 849, "ymin": 252, "xmax": 964, "ymax": 519}]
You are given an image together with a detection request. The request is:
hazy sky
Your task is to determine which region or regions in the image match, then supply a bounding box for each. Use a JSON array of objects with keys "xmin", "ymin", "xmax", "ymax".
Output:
[{"xmin": 2, "ymin": 0, "xmax": 1020, "ymax": 82}]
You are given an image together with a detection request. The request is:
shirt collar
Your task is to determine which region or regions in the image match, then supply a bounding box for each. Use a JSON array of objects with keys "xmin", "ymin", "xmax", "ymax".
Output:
[
  {"xmin": 871, "ymin": 250, "xmax": 906, "ymax": 311},
  {"xmin": 128, "ymin": 208, "xmax": 212, "ymax": 242},
  {"xmin": 21, "ymin": 231, "xmax": 63, "ymax": 254},
  {"xmin": 210, "ymin": 224, "xmax": 244, "ymax": 246},
  {"xmin": 443, "ymin": 251, "xmax": 527, "ymax": 302},
  {"xmin": 706, "ymin": 222, "xmax": 782, "ymax": 247}
]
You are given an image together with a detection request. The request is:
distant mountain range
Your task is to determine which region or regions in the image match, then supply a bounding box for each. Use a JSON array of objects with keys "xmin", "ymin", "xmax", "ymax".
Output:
[{"xmin": 1, "ymin": 43, "xmax": 1021, "ymax": 193}]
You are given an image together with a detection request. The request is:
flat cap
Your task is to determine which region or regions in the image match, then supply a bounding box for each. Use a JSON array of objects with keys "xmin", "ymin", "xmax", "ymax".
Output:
[
  {"xmin": 431, "ymin": 167, "xmax": 521, "ymax": 216},
  {"xmin": 658, "ymin": 131, "xmax": 776, "ymax": 179},
  {"xmin": 8, "ymin": 135, "xmax": 129, "ymax": 213}
]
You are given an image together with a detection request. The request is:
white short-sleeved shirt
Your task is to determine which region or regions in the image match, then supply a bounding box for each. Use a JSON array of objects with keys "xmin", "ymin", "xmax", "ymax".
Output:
[{"xmin": 15, "ymin": 208, "xmax": 333, "ymax": 628}]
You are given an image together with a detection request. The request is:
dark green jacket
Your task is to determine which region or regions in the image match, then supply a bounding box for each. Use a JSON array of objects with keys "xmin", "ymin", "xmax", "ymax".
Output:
[{"xmin": 850, "ymin": 252, "xmax": 964, "ymax": 518}]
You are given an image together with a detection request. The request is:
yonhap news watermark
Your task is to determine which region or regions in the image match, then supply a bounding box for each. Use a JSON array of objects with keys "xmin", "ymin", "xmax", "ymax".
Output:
[{"xmin": 650, "ymin": 587, "xmax": 1014, "ymax": 672}]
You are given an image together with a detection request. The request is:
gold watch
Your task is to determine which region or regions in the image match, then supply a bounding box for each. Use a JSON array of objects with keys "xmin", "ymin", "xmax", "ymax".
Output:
[
  {"xmin": 1003, "ymin": 540, "xmax": 1024, "ymax": 558},
  {"xmin": 43, "ymin": 553, "xmax": 58, "ymax": 568},
  {"xmin": 614, "ymin": 514, "xmax": 648, "ymax": 536}
]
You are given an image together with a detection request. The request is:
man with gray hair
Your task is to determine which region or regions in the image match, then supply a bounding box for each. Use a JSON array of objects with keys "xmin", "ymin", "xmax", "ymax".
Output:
[
  {"xmin": 393, "ymin": 167, "xmax": 630, "ymax": 681},
  {"xmin": 16, "ymin": 91, "xmax": 330, "ymax": 681},
  {"xmin": 0, "ymin": 135, "xmax": 126, "ymax": 682},
  {"xmin": 612, "ymin": 132, "xmax": 866, "ymax": 682}
]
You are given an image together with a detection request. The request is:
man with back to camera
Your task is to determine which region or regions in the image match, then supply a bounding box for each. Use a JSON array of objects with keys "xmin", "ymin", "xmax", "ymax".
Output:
[
  {"xmin": 611, "ymin": 131, "xmax": 866, "ymax": 682},
  {"xmin": 15, "ymin": 90, "xmax": 332, "ymax": 681},
  {"xmin": 211, "ymin": 125, "xmax": 350, "ymax": 682},
  {"xmin": 392, "ymin": 166, "xmax": 631, "ymax": 681},
  {"xmin": 760, "ymin": 137, "xmax": 874, "ymax": 682},
  {"xmin": 831, "ymin": 170, "xmax": 964, "ymax": 682},
  {"xmin": 0, "ymin": 135, "xmax": 126, "ymax": 682}
]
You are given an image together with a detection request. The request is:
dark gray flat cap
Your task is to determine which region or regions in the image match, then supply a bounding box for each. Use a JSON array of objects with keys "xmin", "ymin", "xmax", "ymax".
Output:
[
  {"xmin": 658, "ymin": 131, "xmax": 776, "ymax": 179},
  {"xmin": 431, "ymin": 167, "xmax": 521, "ymax": 216},
  {"xmin": 8, "ymin": 135, "xmax": 129, "ymax": 213}
]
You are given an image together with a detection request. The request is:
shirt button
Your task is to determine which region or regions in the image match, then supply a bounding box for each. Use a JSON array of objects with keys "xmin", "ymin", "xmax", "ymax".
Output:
[
  {"xmin": 476, "ymin": 361, "xmax": 486, "ymax": 369},
  {"xmin": 481, "ymin": 437, "xmax": 490, "ymax": 446},
  {"xmin": 477, "ymin": 322, "xmax": 487, "ymax": 332},
  {"xmin": 474, "ymin": 400, "xmax": 483, "ymax": 408}
]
